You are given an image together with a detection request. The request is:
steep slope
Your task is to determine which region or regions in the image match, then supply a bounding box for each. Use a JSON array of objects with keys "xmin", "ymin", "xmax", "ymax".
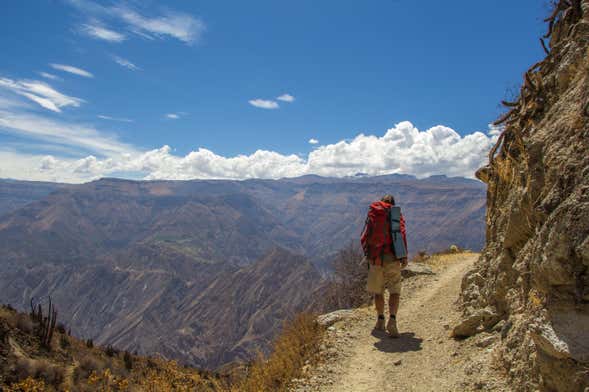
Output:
[
  {"xmin": 0, "ymin": 174, "xmax": 485, "ymax": 368},
  {"xmin": 454, "ymin": 2, "xmax": 589, "ymax": 390},
  {"xmin": 0, "ymin": 304, "xmax": 223, "ymax": 391}
]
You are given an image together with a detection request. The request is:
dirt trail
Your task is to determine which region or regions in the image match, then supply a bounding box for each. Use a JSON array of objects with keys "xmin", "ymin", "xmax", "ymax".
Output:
[{"xmin": 294, "ymin": 254, "xmax": 508, "ymax": 392}]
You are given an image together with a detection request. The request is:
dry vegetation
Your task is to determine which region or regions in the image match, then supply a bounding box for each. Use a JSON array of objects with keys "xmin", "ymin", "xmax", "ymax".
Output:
[
  {"xmin": 322, "ymin": 242, "xmax": 372, "ymax": 311},
  {"xmin": 230, "ymin": 313, "xmax": 324, "ymax": 392},
  {"xmin": 0, "ymin": 304, "xmax": 223, "ymax": 391},
  {"xmin": 0, "ymin": 302, "xmax": 324, "ymax": 392}
]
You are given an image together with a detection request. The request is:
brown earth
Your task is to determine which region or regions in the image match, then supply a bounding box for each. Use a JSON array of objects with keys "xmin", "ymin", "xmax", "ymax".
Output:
[{"xmin": 292, "ymin": 253, "xmax": 509, "ymax": 392}]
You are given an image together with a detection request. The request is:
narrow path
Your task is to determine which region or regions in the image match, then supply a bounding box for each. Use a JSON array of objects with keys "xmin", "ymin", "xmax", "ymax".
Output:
[{"xmin": 295, "ymin": 254, "xmax": 507, "ymax": 392}]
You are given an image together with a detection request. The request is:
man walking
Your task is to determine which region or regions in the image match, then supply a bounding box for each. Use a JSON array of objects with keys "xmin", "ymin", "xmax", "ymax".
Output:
[{"xmin": 361, "ymin": 194, "xmax": 408, "ymax": 337}]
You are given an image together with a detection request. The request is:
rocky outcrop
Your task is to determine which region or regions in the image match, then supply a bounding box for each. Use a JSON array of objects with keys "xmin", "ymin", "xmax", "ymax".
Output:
[{"xmin": 454, "ymin": 2, "xmax": 589, "ymax": 390}]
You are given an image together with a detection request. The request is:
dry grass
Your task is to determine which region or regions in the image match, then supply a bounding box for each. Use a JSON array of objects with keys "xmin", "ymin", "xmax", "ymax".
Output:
[
  {"xmin": 231, "ymin": 313, "xmax": 324, "ymax": 392},
  {"xmin": 416, "ymin": 251, "xmax": 478, "ymax": 270},
  {"xmin": 14, "ymin": 357, "xmax": 65, "ymax": 387}
]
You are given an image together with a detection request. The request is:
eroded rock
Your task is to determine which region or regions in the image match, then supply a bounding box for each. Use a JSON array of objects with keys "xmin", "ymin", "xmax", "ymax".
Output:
[{"xmin": 454, "ymin": 3, "xmax": 589, "ymax": 390}]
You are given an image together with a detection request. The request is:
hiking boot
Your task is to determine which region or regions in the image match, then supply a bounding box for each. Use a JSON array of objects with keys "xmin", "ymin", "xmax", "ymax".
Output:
[
  {"xmin": 374, "ymin": 317, "xmax": 385, "ymax": 331},
  {"xmin": 387, "ymin": 317, "xmax": 400, "ymax": 338}
]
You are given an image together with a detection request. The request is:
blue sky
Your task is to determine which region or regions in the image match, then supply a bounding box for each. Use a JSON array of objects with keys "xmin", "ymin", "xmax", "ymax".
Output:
[{"xmin": 0, "ymin": 0, "xmax": 548, "ymax": 182}]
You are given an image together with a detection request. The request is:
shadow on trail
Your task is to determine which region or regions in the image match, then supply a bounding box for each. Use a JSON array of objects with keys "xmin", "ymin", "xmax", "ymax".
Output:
[{"xmin": 371, "ymin": 330, "xmax": 423, "ymax": 353}]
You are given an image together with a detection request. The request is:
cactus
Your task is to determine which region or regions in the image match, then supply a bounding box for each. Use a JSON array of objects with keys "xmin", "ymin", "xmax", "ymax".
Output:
[{"xmin": 29, "ymin": 296, "xmax": 58, "ymax": 349}]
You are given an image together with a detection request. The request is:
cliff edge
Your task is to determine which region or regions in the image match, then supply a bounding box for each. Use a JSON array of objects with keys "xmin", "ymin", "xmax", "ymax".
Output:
[{"xmin": 454, "ymin": 2, "xmax": 589, "ymax": 390}]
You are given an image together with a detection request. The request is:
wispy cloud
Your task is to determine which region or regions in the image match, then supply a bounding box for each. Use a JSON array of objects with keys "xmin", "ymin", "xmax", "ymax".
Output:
[
  {"xmin": 38, "ymin": 72, "xmax": 60, "ymax": 81},
  {"xmin": 308, "ymin": 138, "xmax": 319, "ymax": 145},
  {"xmin": 0, "ymin": 78, "xmax": 84, "ymax": 113},
  {"xmin": 65, "ymin": 0, "xmax": 205, "ymax": 45},
  {"xmin": 0, "ymin": 110, "xmax": 136, "ymax": 156},
  {"xmin": 115, "ymin": 7, "xmax": 205, "ymax": 44},
  {"xmin": 165, "ymin": 113, "xmax": 180, "ymax": 119},
  {"xmin": 50, "ymin": 63, "xmax": 94, "ymax": 78},
  {"xmin": 249, "ymin": 99, "xmax": 279, "ymax": 110},
  {"xmin": 112, "ymin": 55, "xmax": 139, "ymax": 71},
  {"xmin": 81, "ymin": 22, "xmax": 126, "ymax": 42},
  {"xmin": 277, "ymin": 94, "xmax": 295, "ymax": 103},
  {"xmin": 97, "ymin": 115, "xmax": 133, "ymax": 123}
]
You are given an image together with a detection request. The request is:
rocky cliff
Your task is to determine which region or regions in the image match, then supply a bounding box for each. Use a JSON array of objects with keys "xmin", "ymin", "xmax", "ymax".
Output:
[{"xmin": 454, "ymin": 2, "xmax": 589, "ymax": 390}]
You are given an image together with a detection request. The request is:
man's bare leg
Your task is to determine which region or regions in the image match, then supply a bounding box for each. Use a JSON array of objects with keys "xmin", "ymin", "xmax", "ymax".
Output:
[
  {"xmin": 387, "ymin": 293, "xmax": 400, "ymax": 337},
  {"xmin": 374, "ymin": 294, "xmax": 385, "ymax": 330},
  {"xmin": 375, "ymin": 293, "xmax": 385, "ymax": 315},
  {"xmin": 389, "ymin": 293, "xmax": 400, "ymax": 317}
]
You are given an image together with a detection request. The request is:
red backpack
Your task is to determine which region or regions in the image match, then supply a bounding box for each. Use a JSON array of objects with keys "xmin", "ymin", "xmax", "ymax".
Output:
[{"xmin": 360, "ymin": 201, "xmax": 393, "ymax": 264}]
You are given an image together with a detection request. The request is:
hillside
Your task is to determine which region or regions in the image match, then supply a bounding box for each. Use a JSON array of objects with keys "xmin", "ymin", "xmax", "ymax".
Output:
[
  {"xmin": 0, "ymin": 174, "xmax": 485, "ymax": 368},
  {"xmin": 0, "ymin": 304, "xmax": 223, "ymax": 391},
  {"xmin": 454, "ymin": 1, "xmax": 589, "ymax": 390}
]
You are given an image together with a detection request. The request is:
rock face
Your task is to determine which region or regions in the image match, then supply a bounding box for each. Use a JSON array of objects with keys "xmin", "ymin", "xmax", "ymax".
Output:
[{"xmin": 455, "ymin": 2, "xmax": 589, "ymax": 390}]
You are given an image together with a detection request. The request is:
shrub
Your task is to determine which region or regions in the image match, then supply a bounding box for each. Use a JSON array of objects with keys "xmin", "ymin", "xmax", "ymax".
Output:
[
  {"xmin": 15, "ymin": 314, "xmax": 34, "ymax": 334},
  {"xmin": 14, "ymin": 357, "xmax": 64, "ymax": 387},
  {"xmin": 56, "ymin": 323, "xmax": 66, "ymax": 334},
  {"xmin": 123, "ymin": 351, "xmax": 133, "ymax": 370},
  {"xmin": 74, "ymin": 354, "xmax": 104, "ymax": 383},
  {"xmin": 59, "ymin": 334, "xmax": 70, "ymax": 349},
  {"xmin": 322, "ymin": 241, "xmax": 371, "ymax": 311},
  {"xmin": 105, "ymin": 344, "xmax": 118, "ymax": 357},
  {"xmin": 233, "ymin": 313, "xmax": 324, "ymax": 392},
  {"xmin": 85, "ymin": 338, "xmax": 93, "ymax": 348}
]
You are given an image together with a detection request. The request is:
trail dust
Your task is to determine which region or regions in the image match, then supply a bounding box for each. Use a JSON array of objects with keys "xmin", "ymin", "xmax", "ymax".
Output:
[{"xmin": 293, "ymin": 253, "xmax": 508, "ymax": 392}]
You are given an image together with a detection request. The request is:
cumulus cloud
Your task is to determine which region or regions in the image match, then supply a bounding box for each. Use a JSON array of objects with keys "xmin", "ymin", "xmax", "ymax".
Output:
[
  {"xmin": 112, "ymin": 55, "xmax": 139, "ymax": 71},
  {"xmin": 249, "ymin": 99, "xmax": 279, "ymax": 110},
  {"xmin": 0, "ymin": 121, "xmax": 497, "ymax": 183},
  {"xmin": 308, "ymin": 138, "xmax": 319, "ymax": 145},
  {"xmin": 0, "ymin": 78, "xmax": 84, "ymax": 113},
  {"xmin": 65, "ymin": 0, "xmax": 205, "ymax": 45},
  {"xmin": 81, "ymin": 22, "xmax": 126, "ymax": 42},
  {"xmin": 50, "ymin": 63, "xmax": 94, "ymax": 78},
  {"xmin": 277, "ymin": 94, "xmax": 295, "ymax": 102}
]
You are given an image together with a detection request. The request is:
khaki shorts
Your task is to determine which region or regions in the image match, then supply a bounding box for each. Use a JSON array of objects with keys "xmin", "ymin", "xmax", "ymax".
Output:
[{"xmin": 366, "ymin": 254, "xmax": 402, "ymax": 295}]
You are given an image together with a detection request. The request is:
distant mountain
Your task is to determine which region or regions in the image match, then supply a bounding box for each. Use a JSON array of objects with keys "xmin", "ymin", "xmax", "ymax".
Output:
[
  {"xmin": 0, "ymin": 179, "xmax": 66, "ymax": 217},
  {"xmin": 0, "ymin": 175, "xmax": 485, "ymax": 367}
]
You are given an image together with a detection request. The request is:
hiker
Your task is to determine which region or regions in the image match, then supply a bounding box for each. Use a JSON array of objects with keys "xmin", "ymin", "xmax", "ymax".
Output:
[{"xmin": 360, "ymin": 194, "xmax": 408, "ymax": 338}]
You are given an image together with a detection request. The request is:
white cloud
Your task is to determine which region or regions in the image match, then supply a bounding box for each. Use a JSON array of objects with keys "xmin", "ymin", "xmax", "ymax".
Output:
[
  {"xmin": 38, "ymin": 72, "xmax": 60, "ymax": 81},
  {"xmin": 165, "ymin": 113, "xmax": 180, "ymax": 119},
  {"xmin": 249, "ymin": 99, "xmax": 279, "ymax": 110},
  {"xmin": 0, "ymin": 121, "xmax": 498, "ymax": 183},
  {"xmin": 0, "ymin": 110, "xmax": 136, "ymax": 156},
  {"xmin": 81, "ymin": 22, "xmax": 126, "ymax": 42},
  {"xmin": 308, "ymin": 138, "xmax": 319, "ymax": 145},
  {"xmin": 112, "ymin": 55, "xmax": 139, "ymax": 71},
  {"xmin": 65, "ymin": 0, "xmax": 205, "ymax": 45},
  {"xmin": 97, "ymin": 115, "xmax": 133, "ymax": 123},
  {"xmin": 50, "ymin": 64, "xmax": 94, "ymax": 78},
  {"xmin": 277, "ymin": 94, "xmax": 295, "ymax": 102},
  {"xmin": 115, "ymin": 7, "xmax": 205, "ymax": 44},
  {"xmin": 0, "ymin": 78, "xmax": 84, "ymax": 113}
]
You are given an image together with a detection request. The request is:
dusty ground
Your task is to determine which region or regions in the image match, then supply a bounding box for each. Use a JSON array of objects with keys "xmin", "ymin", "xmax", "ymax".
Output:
[{"xmin": 292, "ymin": 253, "xmax": 510, "ymax": 392}]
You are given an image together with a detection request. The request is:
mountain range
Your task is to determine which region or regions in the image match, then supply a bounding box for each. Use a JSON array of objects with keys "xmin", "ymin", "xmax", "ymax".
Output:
[{"xmin": 0, "ymin": 174, "xmax": 485, "ymax": 368}]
